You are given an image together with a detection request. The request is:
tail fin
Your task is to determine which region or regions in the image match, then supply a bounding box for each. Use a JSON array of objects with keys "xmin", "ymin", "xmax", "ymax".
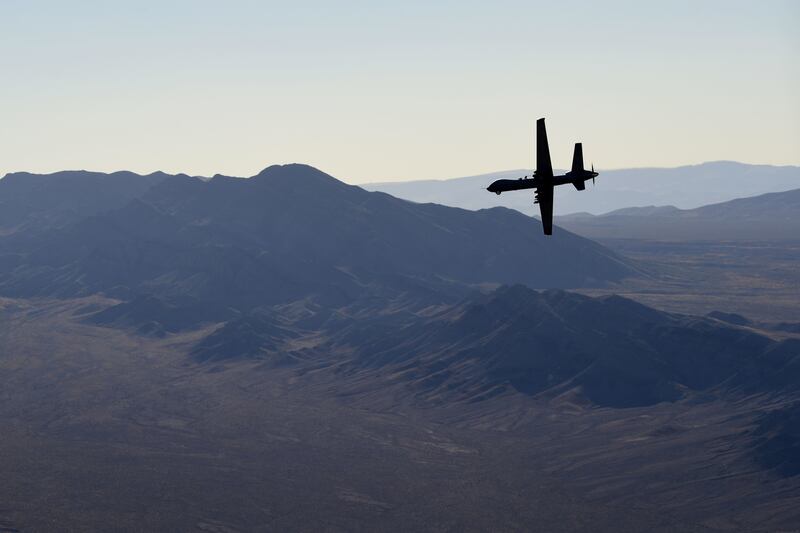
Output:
[{"xmin": 571, "ymin": 143, "xmax": 584, "ymax": 172}]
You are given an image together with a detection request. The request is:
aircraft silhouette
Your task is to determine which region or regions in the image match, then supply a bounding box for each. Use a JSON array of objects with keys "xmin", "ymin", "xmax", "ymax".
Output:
[{"xmin": 487, "ymin": 118, "xmax": 598, "ymax": 235}]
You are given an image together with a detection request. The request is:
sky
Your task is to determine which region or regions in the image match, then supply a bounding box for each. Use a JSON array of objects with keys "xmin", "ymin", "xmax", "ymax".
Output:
[{"xmin": 1, "ymin": 1, "xmax": 798, "ymax": 183}]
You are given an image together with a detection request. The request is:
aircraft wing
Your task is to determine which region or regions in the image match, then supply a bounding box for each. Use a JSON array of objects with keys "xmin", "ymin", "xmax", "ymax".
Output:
[
  {"xmin": 536, "ymin": 184, "xmax": 554, "ymax": 235},
  {"xmin": 535, "ymin": 118, "xmax": 554, "ymax": 234},
  {"xmin": 536, "ymin": 118, "xmax": 553, "ymax": 178}
]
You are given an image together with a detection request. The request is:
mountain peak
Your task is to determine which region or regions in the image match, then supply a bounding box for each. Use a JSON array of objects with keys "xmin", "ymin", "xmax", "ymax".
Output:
[
  {"xmin": 253, "ymin": 163, "xmax": 336, "ymax": 181},
  {"xmin": 249, "ymin": 164, "xmax": 355, "ymax": 195}
]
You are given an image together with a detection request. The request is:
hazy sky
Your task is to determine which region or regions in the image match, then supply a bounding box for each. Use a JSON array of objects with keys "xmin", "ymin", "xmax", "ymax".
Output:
[{"xmin": 2, "ymin": 1, "xmax": 798, "ymax": 183}]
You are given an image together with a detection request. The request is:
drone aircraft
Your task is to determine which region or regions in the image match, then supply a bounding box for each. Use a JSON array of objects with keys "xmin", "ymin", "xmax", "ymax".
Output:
[{"xmin": 487, "ymin": 118, "xmax": 598, "ymax": 235}]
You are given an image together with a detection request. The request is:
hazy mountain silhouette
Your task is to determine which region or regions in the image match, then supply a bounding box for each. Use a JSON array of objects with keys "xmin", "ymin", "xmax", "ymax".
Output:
[
  {"xmin": 0, "ymin": 164, "xmax": 634, "ymax": 315},
  {"xmin": 364, "ymin": 161, "xmax": 800, "ymax": 216},
  {"xmin": 0, "ymin": 170, "xmax": 171, "ymax": 236},
  {"xmin": 557, "ymin": 188, "xmax": 800, "ymax": 241}
]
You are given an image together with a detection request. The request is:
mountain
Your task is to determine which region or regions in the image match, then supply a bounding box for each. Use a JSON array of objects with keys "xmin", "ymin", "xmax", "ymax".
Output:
[
  {"xmin": 557, "ymin": 188, "xmax": 800, "ymax": 241},
  {"xmin": 0, "ymin": 164, "xmax": 635, "ymax": 319},
  {"xmin": 194, "ymin": 284, "xmax": 800, "ymax": 409},
  {"xmin": 0, "ymin": 170, "xmax": 172, "ymax": 236},
  {"xmin": 363, "ymin": 161, "xmax": 800, "ymax": 216}
]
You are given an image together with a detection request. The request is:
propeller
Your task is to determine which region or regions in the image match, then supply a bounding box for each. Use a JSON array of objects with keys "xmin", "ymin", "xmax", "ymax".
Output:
[{"xmin": 592, "ymin": 163, "xmax": 595, "ymax": 185}]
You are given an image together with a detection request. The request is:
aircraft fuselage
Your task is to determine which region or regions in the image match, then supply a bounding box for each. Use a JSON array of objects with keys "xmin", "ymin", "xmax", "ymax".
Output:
[{"xmin": 487, "ymin": 169, "xmax": 597, "ymax": 195}]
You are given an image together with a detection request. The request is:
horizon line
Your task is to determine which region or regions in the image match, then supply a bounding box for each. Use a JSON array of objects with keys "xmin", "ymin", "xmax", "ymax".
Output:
[{"xmin": 2, "ymin": 159, "xmax": 800, "ymax": 185}]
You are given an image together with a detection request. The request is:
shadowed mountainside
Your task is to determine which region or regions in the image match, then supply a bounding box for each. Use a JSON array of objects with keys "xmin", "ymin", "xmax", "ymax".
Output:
[{"xmin": 751, "ymin": 402, "xmax": 800, "ymax": 477}]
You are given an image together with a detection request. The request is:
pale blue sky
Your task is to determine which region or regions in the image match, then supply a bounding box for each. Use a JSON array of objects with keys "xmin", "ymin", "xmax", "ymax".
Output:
[{"xmin": 1, "ymin": 1, "xmax": 798, "ymax": 182}]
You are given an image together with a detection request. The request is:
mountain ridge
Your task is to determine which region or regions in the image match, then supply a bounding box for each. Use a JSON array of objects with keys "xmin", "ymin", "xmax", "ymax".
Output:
[
  {"xmin": 170, "ymin": 284, "xmax": 799, "ymax": 411},
  {"xmin": 0, "ymin": 164, "xmax": 636, "ymax": 317}
]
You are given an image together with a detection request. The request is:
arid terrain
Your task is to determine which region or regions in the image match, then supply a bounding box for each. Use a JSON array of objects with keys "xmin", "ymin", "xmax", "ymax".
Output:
[
  {"xmin": 578, "ymin": 239, "xmax": 800, "ymax": 325},
  {"xmin": 1, "ymin": 167, "xmax": 799, "ymax": 532},
  {"xmin": 4, "ymin": 2, "xmax": 798, "ymax": 530},
  {"xmin": 1, "ymin": 292, "xmax": 799, "ymax": 532}
]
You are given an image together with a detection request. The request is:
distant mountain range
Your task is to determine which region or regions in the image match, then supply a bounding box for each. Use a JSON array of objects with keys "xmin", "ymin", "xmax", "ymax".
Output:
[
  {"xmin": 557, "ymin": 188, "xmax": 800, "ymax": 241},
  {"xmin": 0, "ymin": 164, "xmax": 634, "ymax": 317},
  {"xmin": 363, "ymin": 161, "xmax": 800, "ymax": 217}
]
